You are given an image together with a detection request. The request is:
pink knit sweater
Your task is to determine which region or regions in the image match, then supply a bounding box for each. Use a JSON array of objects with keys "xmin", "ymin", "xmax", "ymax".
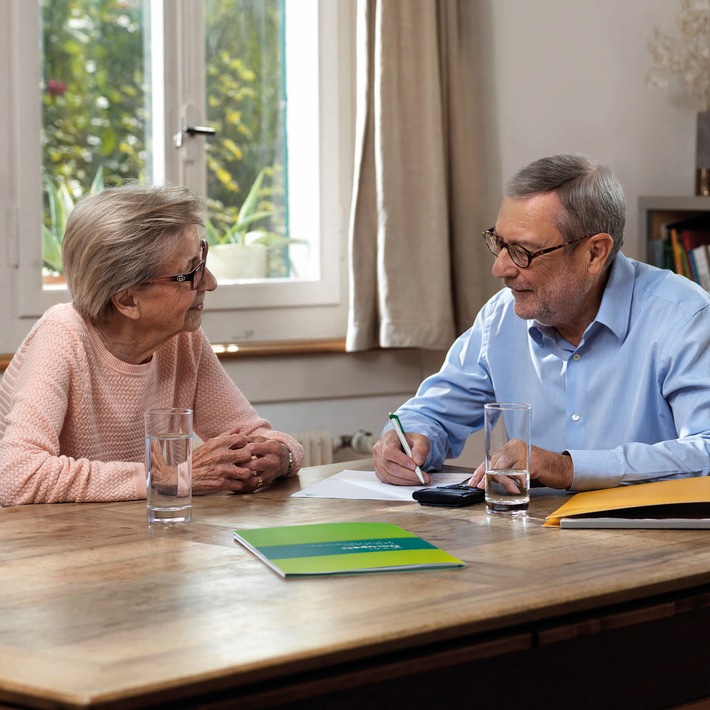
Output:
[{"xmin": 0, "ymin": 304, "xmax": 303, "ymax": 506}]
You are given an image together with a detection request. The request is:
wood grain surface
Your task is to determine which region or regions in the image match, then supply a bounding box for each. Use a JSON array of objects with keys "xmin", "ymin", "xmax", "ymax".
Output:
[{"xmin": 1, "ymin": 460, "xmax": 710, "ymax": 709}]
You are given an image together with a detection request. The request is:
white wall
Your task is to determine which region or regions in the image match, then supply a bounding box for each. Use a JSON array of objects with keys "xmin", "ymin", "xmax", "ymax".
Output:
[
  {"xmin": 476, "ymin": 0, "xmax": 695, "ymax": 261},
  {"xmin": 219, "ymin": 348, "xmax": 456, "ymax": 462}
]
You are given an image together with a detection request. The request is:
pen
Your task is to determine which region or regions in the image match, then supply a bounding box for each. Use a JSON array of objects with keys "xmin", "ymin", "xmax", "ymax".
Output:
[{"xmin": 388, "ymin": 412, "xmax": 426, "ymax": 484}]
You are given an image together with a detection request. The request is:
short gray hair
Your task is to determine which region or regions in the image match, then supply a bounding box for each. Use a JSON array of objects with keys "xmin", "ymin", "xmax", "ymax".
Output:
[
  {"xmin": 506, "ymin": 154, "xmax": 625, "ymax": 262},
  {"xmin": 62, "ymin": 184, "xmax": 205, "ymax": 324}
]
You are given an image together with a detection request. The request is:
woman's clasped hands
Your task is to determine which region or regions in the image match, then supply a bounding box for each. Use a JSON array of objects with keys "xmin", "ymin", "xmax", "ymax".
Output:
[{"xmin": 192, "ymin": 433, "xmax": 291, "ymax": 494}]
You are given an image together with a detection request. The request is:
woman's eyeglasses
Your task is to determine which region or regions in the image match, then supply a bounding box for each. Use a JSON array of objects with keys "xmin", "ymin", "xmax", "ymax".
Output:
[
  {"xmin": 144, "ymin": 239, "xmax": 208, "ymax": 290},
  {"xmin": 482, "ymin": 229, "xmax": 592, "ymax": 268}
]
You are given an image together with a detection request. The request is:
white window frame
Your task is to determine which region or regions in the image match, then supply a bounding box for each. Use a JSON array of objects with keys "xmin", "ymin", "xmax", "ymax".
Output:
[{"xmin": 1, "ymin": 0, "xmax": 354, "ymax": 353}]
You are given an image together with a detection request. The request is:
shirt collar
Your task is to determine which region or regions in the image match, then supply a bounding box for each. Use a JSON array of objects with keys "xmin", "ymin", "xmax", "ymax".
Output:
[{"xmin": 528, "ymin": 252, "xmax": 633, "ymax": 346}]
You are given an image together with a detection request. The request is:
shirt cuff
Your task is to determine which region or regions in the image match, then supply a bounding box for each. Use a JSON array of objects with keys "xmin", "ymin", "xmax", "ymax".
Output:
[{"xmin": 567, "ymin": 449, "xmax": 622, "ymax": 491}]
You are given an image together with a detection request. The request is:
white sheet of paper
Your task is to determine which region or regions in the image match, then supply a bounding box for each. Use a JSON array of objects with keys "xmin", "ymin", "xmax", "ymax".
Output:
[{"xmin": 292, "ymin": 469, "xmax": 472, "ymax": 501}]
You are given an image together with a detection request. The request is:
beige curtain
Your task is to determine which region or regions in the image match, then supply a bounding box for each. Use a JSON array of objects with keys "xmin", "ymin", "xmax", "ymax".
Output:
[{"xmin": 346, "ymin": 0, "xmax": 490, "ymax": 352}]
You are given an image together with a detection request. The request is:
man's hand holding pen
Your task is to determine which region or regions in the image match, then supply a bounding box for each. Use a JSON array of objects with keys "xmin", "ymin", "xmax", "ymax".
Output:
[{"xmin": 373, "ymin": 427, "xmax": 432, "ymax": 486}]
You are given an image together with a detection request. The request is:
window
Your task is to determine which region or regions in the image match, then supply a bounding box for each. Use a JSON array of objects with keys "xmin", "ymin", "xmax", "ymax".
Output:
[
  {"xmin": 1, "ymin": 0, "xmax": 354, "ymax": 353},
  {"xmin": 40, "ymin": 0, "xmax": 150, "ymax": 286}
]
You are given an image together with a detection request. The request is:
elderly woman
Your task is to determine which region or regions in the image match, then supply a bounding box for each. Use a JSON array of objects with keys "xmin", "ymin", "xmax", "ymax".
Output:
[{"xmin": 0, "ymin": 184, "xmax": 303, "ymax": 506}]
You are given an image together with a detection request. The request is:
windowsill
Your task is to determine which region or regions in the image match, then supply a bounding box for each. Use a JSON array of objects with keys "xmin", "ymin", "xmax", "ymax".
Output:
[
  {"xmin": 211, "ymin": 338, "xmax": 347, "ymax": 359},
  {"xmin": 0, "ymin": 338, "xmax": 348, "ymax": 373}
]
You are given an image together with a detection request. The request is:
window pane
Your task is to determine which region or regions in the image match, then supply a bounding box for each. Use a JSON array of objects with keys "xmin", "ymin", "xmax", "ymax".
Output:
[
  {"xmin": 203, "ymin": 0, "xmax": 311, "ymax": 283},
  {"xmin": 39, "ymin": 0, "xmax": 151, "ymax": 285}
]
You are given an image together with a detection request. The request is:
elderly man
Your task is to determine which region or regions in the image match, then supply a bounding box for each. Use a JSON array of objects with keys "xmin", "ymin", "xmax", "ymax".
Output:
[{"xmin": 374, "ymin": 153, "xmax": 710, "ymax": 491}]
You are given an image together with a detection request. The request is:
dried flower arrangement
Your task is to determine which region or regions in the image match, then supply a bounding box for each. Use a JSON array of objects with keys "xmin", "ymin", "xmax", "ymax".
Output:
[{"xmin": 646, "ymin": 0, "xmax": 710, "ymax": 113}]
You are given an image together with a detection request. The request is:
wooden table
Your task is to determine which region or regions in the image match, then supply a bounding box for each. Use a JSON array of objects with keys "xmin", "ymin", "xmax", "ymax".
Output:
[{"xmin": 1, "ymin": 460, "xmax": 710, "ymax": 709}]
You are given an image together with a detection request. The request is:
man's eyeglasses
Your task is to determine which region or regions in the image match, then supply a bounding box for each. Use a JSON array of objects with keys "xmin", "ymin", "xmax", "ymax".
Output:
[
  {"xmin": 144, "ymin": 239, "xmax": 208, "ymax": 290},
  {"xmin": 482, "ymin": 228, "xmax": 592, "ymax": 268}
]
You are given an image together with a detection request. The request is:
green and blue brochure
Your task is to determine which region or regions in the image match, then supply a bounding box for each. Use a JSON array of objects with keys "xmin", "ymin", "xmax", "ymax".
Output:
[{"xmin": 233, "ymin": 521, "xmax": 464, "ymax": 577}]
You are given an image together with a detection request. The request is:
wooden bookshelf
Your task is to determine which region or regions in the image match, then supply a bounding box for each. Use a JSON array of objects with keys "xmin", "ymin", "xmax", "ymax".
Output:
[{"xmin": 640, "ymin": 196, "xmax": 710, "ymax": 268}]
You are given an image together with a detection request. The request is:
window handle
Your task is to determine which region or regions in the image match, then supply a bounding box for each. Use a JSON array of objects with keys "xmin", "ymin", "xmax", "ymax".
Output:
[
  {"xmin": 174, "ymin": 124, "xmax": 216, "ymax": 148},
  {"xmin": 184, "ymin": 125, "xmax": 216, "ymax": 136}
]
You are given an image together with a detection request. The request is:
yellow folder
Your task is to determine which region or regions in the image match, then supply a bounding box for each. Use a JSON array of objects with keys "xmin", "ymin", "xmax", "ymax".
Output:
[{"xmin": 544, "ymin": 476, "xmax": 710, "ymax": 528}]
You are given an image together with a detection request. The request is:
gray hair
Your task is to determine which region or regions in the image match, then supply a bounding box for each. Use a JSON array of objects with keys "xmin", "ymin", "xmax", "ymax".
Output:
[
  {"xmin": 505, "ymin": 154, "xmax": 625, "ymax": 262},
  {"xmin": 62, "ymin": 184, "xmax": 205, "ymax": 324}
]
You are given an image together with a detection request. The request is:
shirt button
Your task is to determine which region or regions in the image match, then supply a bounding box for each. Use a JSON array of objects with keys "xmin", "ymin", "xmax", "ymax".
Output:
[
  {"xmin": 571, "ymin": 413, "xmax": 581, "ymax": 421},
  {"xmin": 572, "ymin": 353, "xmax": 581, "ymax": 361}
]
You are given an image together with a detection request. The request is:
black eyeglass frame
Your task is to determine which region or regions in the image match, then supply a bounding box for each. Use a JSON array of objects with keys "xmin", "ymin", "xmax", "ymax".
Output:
[
  {"xmin": 482, "ymin": 228, "xmax": 593, "ymax": 268},
  {"xmin": 144, "ymin": 239, "xmax": 209, "ymax": 290}
]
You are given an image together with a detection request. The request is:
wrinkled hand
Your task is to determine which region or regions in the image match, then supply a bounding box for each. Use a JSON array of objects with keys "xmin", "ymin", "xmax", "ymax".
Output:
[
  {"xmin": 147, "ymin": 438, "xmax": 188, "ymax": 496},
  {"xmin": 241, "ymin": 435, "xmax": 292, "ymax": 487},
  {"xmin": 372, "ymin": 430, "xmax": 431, "ymax": 486},
  {"xmin": 192, "ymin": 434, "xmax": 291, "ymax": 495},
  {"xmin": 467, "ymin": 442, "xmax": 573, "ymax": 490}
]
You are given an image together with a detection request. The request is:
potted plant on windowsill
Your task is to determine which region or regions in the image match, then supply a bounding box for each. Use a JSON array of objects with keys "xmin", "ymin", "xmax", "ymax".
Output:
[
  {"xmin": 42, "ymin": 166, "xmax": 105, "ymax": 286},
  {"xmin": 205, "ymin": 168, "xmax": 305, "ymax": 281}
]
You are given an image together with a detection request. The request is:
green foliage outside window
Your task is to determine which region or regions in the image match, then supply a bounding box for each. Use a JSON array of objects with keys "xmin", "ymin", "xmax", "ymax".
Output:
[
  {"xmin": 41, "ymin": 0, "xmax": 146, "ymax": 194},
  {"xmin": 203, "ymin": 0, "xmax": 288, "ymax": 255},
  {"xmin": 43, "ymin": 165, "xmax": 104, "ymax": 275},
  {"xmin": 40, "ymin": 0, "xmax": 289, "ymax": 277}
]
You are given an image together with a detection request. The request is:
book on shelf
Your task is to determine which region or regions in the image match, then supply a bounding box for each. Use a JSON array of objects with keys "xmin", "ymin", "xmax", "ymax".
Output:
[
  {"xmin": 649, "ymin": 237, "xmax": 667, "ymax": 270},
  {"xmin": 233, "ymin": 521, "xmax": 465, "ymax": 577},
  {"xmin": 691, "ymin": 245, "xmax": 710, "ymax": 291},
  {"xmin": 544, "ymin": 476, "xmax": 710, "ymax": 529},
  {"xmin": 669, "ymin": 227, "xmax": 692, "ymax": 279},
  {"xmin": 649, "ymin": 222, "xmax": 680, "ymax": 272},
  {"xmin": 664, "ymin": 215, "xmax": 710, "ymax": 286}
]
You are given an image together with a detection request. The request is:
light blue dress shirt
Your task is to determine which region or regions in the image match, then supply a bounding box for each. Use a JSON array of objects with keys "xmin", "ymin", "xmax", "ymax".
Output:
[{"xmin": 395, "ymin": 253, "xmax": 710, "ymax": 490}]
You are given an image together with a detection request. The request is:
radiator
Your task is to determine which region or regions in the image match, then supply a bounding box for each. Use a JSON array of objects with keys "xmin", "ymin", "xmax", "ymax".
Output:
[{"xmin": 292, "ymin": 430, "xmax": 378, "ymax": 467}]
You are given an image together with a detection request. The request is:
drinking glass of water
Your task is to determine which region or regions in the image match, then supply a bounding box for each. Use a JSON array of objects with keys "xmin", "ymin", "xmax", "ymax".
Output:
[
  {"xmin": 484, "ymin": 402, "xmax": 531, "ymax": 516},
  {"xmin": 145, "ymin": 408, "xmax": 193, "ymax": 525}
]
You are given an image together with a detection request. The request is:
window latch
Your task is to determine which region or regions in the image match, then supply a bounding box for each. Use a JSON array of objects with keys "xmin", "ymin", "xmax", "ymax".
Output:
[{"xmin": 173, "ymin": 124, "xmax": 217, "ymax": 148}]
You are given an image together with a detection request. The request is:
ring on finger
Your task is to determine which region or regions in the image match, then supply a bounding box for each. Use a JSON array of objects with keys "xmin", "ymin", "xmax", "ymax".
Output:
[{"xmin": 253, "ymin": 474, "xmax": 264, "ymax": 491}]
